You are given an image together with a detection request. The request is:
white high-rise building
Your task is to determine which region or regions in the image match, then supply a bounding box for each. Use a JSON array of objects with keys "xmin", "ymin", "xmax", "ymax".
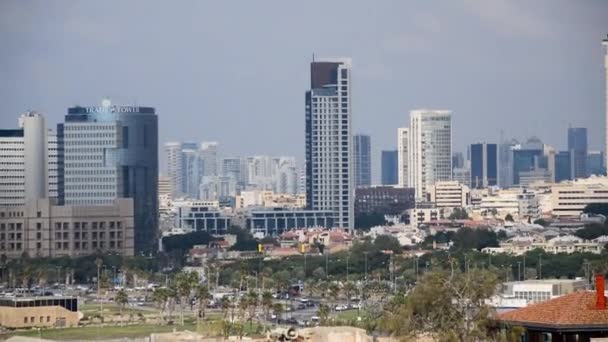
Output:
[
  {"xmin": 403, "ymin": 110, "xmax": 452, "ymax": 199},
  {"xmin": 603, "ymin": 35, "xmax": 608, "ymax": 173},
  {"xmin": 0, "ymin": 113, "xmax": 58, "ymax": 207},
  {"xmin": 200, "ymin": 141, "xmax": 219, "ymax": 177},
  {"xmin": 274, "ymin": 157, "xmax": 298, "ymax": 195},
  {"xmin": 182, "ymin": 148, "xmax": 202, "ymax": 199},
  {"xmin": 165, "ymin": 142, "xmax": 183, "ymax": 198},
  {"xmin": 397, "ymin": 127, "xmax": 410, "ymax": 188},
  {"xmin": 305, "ymin": 58, "xmax": 353, "ymax": 230}
]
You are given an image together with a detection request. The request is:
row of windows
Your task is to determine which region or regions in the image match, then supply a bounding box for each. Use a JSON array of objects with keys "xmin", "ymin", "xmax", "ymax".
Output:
[
  {"xmin": 53, "ymin": 231, "xmax": 123, "ymax": 239},
  {"xmin": 65, "ymin": 124, "xmax": 116, "ymax": 131},
  {"xmin": 64, "ymin": 191, "xmax": 116, "ymax": 198},
  {"xmin": 64, "ymin": 140, "xmax": 116, "ymax": 146}
]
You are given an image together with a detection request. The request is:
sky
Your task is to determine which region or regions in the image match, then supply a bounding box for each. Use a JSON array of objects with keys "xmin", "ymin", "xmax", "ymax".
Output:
[{"xmin": 0, "ymin": 1, "xmax": 607, "ymax": 182}]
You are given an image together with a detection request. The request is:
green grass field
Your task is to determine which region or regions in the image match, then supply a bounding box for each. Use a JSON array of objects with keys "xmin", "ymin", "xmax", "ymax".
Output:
[{"xmin": 0, "ymin": 318, "xmax": 262, "ymax": 341}]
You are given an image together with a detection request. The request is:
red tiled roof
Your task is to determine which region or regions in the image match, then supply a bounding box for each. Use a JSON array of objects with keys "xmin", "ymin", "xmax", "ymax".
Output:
[{"xmin": 498, "ymin": 291, "xmax": 608, "ymax": 328}]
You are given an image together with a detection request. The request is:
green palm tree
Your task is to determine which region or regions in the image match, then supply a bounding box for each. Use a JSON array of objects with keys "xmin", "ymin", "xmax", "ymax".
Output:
[
  {"xmin": 261, "ymin": 291, "xmax": 273, "ymax": 319},
  {"xmin": 152, "ymin": 288, "xmax": 169, "ymax": 323},
  {"xmin": 196, "ymin": 285, "xmax": 210, "ymax": 322},
  {"xmin": 175, "ymin": 271, "xmax": 199, "ymax": 326},
  {"xmin": 247, "ymin": 290, "xmax": 258, "ymax": 328},
  {"xmin": 114, "ymin": 289, "xmax": 129, "ymax": 325},
  {"xmin": 317, "ymin": 304, "xmax": 330, "ymax": 325}
]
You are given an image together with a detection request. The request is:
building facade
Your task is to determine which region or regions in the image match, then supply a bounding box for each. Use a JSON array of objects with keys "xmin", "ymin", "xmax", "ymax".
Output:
[
  {"xmin": 550, "ymin": 177, "xmax": 608, "ymax": 217},
  {"xmin": 0, "ymin": 113, "xmax": 60, "ymax": 207},
  {"xmin": 305, "ymin": 58, "xmax": 353, "ymax": 230},
  {"xmin": 353, "ymin": 134, "xmax": 371, "ymax": 187},
  {"xmin": 354, "ymin": 186, "xmax": 415, "ymax": 216},
  {"xmin": 63, "ymin": 100, "xmax": 158, "ymax": 253},
  {"xmin": 0, "ymin": 296, "xmax": 79, "ymax": 328},
  {"xmin": 426, "ymin": 181, "xmax": 470, "ymax": 208},
  {"xmin": 0, "ymin": 198, "xmax": 134, "ymax": 259},
  {"xmin": 172, "ymin": 200, "xmax": 230, "ymax": 234},
  {"xmin": 397, "ymin": 127, "xmax": 410, "ymax": 188},
  {"xmin": 164, "ymin": 142, "xmax": 183, "ymax": 198},
  {"xmin": 567, "ymin": 127, "xmax": 587, "ymax": 179},
  {"xmin": 554, "ymin": 151, "xmax": 573, "ymax": 182},
  {"xmin": 247, "ymin": 208, "xmax": 335, "ymax": 236},
  {"xmin": 200, "ymin": 141, "xmax": 219, "ymax": 177},
  {"xmin": 470, "ymin": 143, "xmax": 498, "ymax": 188},
  {"xmin": 406, "ymin": 110, "xmax": 452, "ymax": 198},
  {"xmin": 587, "ymin": 151, "xmax": 604, "ymax": 176},
  {"xmin": 381, "ymin": 150, "xmax": 398, "ymax": 185}
]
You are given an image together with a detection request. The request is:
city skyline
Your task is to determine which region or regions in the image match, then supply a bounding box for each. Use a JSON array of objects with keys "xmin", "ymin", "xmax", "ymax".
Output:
[{"xmin": 1, "ymin": 1, "xmax": 607, "ymax": 184}]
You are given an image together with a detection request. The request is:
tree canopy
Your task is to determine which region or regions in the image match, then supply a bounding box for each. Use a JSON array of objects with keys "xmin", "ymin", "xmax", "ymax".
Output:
[{"xmin": 381, "ymin": 267, "xmax": 498, "ymax": 341}]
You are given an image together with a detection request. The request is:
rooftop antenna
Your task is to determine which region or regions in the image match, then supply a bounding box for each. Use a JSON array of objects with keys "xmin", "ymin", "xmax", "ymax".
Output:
[{"xmin": 312, "ymin": 53, "xmax": 315, "ymax": 62}]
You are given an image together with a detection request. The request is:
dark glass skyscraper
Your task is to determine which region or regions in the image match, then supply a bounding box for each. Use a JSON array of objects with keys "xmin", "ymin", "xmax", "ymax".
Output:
[
  {"xmin": 381, "ymin": 150, "xmax": 398, "ymax": 185},
  {"xmin": 567, "ymin": 127, "xmax": 587, "ymax": 178},
  {"xmin": 63, "ymin": 100, "xmax": 158, "ymax": 253},
  {"xmin": 555, "ymin": 151, "xmax": 573, "ymax": 182},
  {"xmin": 353, "ymin": 134, "xmax": 371, "ymax": 187},
  {"xmin": 470, "ymin": 143, "xmax": 498, "ymax": 188}
]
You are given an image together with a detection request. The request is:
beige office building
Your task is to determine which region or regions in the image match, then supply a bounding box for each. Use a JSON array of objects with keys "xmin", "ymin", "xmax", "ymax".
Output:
[{"xmin": 0, "ymin": 198, "xmax": 134, "ymax": 258}]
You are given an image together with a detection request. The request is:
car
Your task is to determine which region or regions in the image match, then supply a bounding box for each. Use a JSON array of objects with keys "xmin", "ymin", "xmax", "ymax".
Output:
[{"xmin": 270, "ymin": 314, "xmax": 277, "ymax": 320}]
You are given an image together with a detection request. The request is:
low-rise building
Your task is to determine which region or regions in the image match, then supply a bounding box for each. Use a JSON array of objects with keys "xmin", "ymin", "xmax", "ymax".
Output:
[
  {"xmin": 354, "ymin": 186, "xmax": 415, "ymax": 216},
  {"xmin": 483, "ymin": 235, "xmax": 603, "ymax": 255},
  {"xmin": 235, "ymin": 191, "xmax": 306, "ymax": 209},
  {"xmin": 172, "ymin": 200, "xmax": 231, "ymax": 234},
  {"xmin": 246, "ymin": 208, "xmax": 335, "ymax": 236},
  {"xmin": 551, "ymin": 176, "xmax": 608, "ymax": 217},
  {"xmin": 427, "ymin": 181, "xmax": 470, "ymax": 208},
  {"xmin": 500, "ymin": 279, "xmax": 587, "ymax": 304},
  {"xmin": 0, "ymin": 198, "xmax": 134, "ymax": 259},
  {"xmin": 0, "ymin": 296, "xmax": 79, "ymax": 328},
  {"xmin": 403, "ymin": 205, "xmax": 446, "ymax": 228}
]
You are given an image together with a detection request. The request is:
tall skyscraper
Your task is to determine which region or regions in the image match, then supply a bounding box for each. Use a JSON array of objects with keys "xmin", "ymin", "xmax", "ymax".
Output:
[
  {"xmin": 0, "ymin": 113, "xmax": 59, "ymax": 207},
  {"xmin": 587, "ymin": 151, "xmax": 605, "ymax": 176},
  {"xmin": 200, "ymin": 141, "xmax": 219, "ymax": 177},
  {"xmin": 165, "ymin": 142, "xmax": 184, "ymax": 198},
  {"xmin": 353, "ymin": 134, "xmax": 371, "ymax": 187},
  {"xmin": 305, "ymin": 58, "xmax": 353, "ymax": 230},
  {"xmin": 470, "ymin": 143, "xmax": 498, "ymax": 188},
  {"xmin": 222, "ymin": 157, "xmax": 248, "ymax": 186},
  {"xmin": 452, "ymin": 152, "xmax": 465, "ymax": 170},
  {"xmin": 381, "ymin": 150, "xmax": 398, "ymax": 185},
  {"xmin": 567, "ymin": 127, "xmax": 587, "ymax": 179},
  {"xmin": 603, "ymin": 35, "xmax": 608, "ymax": 174},
  {"xmin": 554, "ymin": 151, "xmax": 573, "ymax": 182},
  {"xmin": 63, "ymin": 100, "xmax": 158, "ymax": 253},
  {"xmin": 397, "ymin": 128, "xmax": 409, "ymax": 188},
  {"xmin": 182, "ymin": 147, "xmax": 202, "ymax": 199},
  {"xmin": 403, "ymin": 110, "xmax": 452, "ymax": 198},
  {"xmin": 499, "ymin": 138, "xmax": 518, "ymax": 188}
]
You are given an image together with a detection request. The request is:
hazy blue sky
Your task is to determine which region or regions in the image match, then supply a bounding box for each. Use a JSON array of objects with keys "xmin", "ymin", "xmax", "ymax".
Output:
[{"xmin": 1, "ymin": 1, "xmax": 606, "ymax": 181}]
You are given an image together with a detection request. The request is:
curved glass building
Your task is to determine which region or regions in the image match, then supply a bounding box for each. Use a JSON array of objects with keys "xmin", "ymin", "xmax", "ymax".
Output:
[{"xmin": 62, "ymin": 100, "xmax": 158, "ymax": 253}]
